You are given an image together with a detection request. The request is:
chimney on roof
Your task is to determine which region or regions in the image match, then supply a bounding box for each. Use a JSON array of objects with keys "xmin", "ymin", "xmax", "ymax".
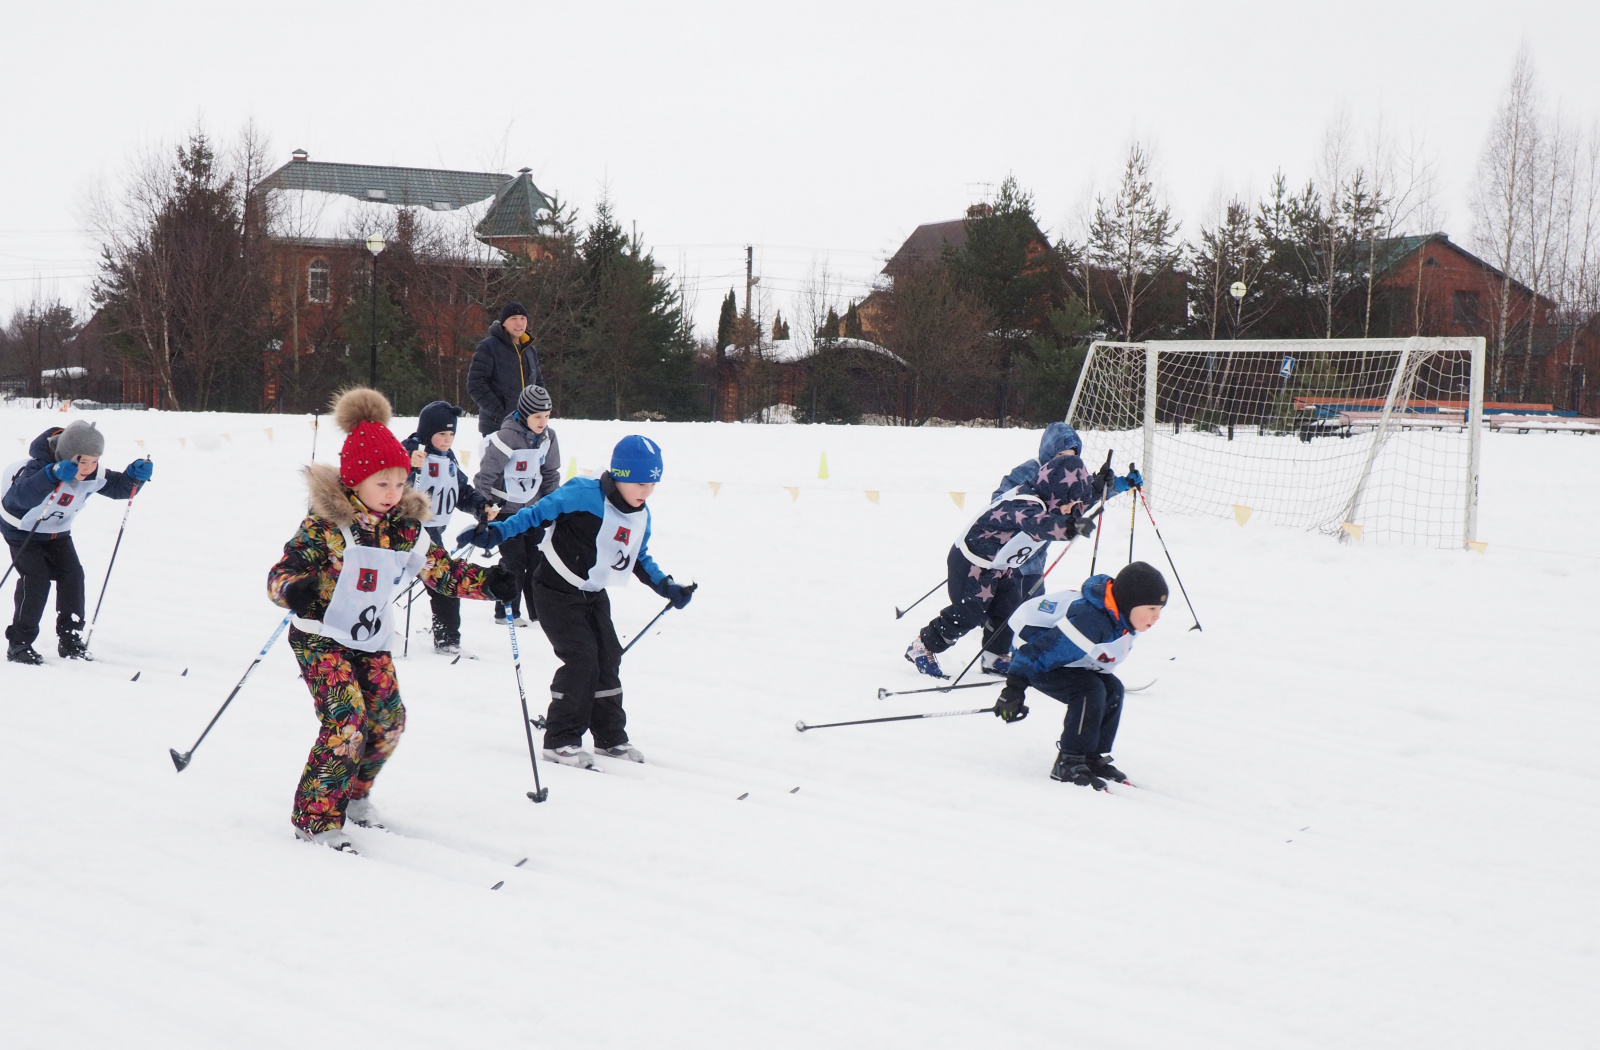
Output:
[
  {"xmin": 966, "ymin": 203, "xmax": 993, "ymax": 219},
  {"xmin": 291, "ymin": 149, "xmax": 309, "ymax": 162},
  {"xmin": 517, "ymin": 167, "xmax": 531, "ymax": 175}
]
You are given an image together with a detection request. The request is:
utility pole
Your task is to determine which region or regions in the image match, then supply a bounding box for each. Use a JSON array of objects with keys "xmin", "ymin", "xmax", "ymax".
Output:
[{"xmin": 745, "ymin": 246, "xmax": 753, "ymax": 317}]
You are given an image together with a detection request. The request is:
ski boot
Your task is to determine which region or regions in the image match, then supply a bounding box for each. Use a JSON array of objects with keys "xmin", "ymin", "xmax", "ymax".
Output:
[
  {"xmin": 7, "ymin": 641, "xmax": 44, "ymax": 665},
  {"xmin": 596, "ymin": 742, "xmax": 645, "ymax": 763},
  {"xmin": 345, "ymin": 798, "xmax": 387, "ymax": 830},
  {"xmin": 904, "ymin": 638, "xmax": 949, "ymax": 679},
  {"xmin": 57, "ymin": 632, "xmax": 92, "ymax": 661},
  {"xmin": 1050, "ymin": 748, "xmax": 1108, "ymax": 790},
  {"xmin": 1088, "ymin": 754, "xmax": 1130, "ymax": 785},
  {"xmin": 295, "ymin": 826, "xmax": 359, "ymax": 854},
  {"xmin": 543, "ymin": 745, "xmax": 596, "ymax": 769},
  {"xmin": 980, "ymin": 650, "xmax": 1013, "ymax": 676}
]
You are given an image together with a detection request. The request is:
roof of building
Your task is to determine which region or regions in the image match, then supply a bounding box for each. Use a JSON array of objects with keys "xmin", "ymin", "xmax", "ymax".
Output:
[
  {"xmin": 881, "ymin": 219, "xmax": 969, "ymax": 276},
  {"xmin": 254, "ymin": 154, "xmax": 554, "ymax": 244}
]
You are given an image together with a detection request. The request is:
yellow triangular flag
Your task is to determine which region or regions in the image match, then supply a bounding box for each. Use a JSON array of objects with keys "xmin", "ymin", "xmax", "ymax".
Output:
[
  {"xmin": 135, "ymin": 439, "xmax": 145, "ymax": 452},
  {"xmin": 784, "ymin": 486, "xmax": 799, "ymax": 501},
  {"xmin": 177, "ymin": 437, "xmax": 186, "ymax": 449},
  {"xmin": 864, "ymin": 490, "xmax": 880, "ymax": 504},
  {"xmin": 1341, "ymin": 521, "xmax": 1363, "ymax": 541},
  {"xmin": 221, "ymin": 433, "xmax": 232, "ymax": 443},
  {"xmin": 1232, "ymin": 504, "xmax": 1252, "ymax": 526},
  {"xmin": 949, "ymin": 492, "xmax": 965, "ymax": 509},
  {"xmin": 263, "ymin": 428, "xmax": 274, "ymax": 442},
  {"xmin": 707, "ymin": 481, "xmax": 722, "ymax": 496},
  {"xmin": 818, "ymin": 452, "xmax": 829, "ymax": 480},
  {"xmin": 1466, "ymin": 540, "xmax": 1488, "ymax": 553},
  {"xmin": 565, "ymin": 456, "xmax": 577, "ymax": 481},
  {"xmin": 459, "ymin": 450, "xmax": 472, "ymax": 468}
]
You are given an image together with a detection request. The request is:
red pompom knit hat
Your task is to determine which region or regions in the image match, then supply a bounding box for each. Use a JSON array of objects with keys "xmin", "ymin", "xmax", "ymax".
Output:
[{"xmin": 330, "ymin": 387, "xmax": 411, "ymax": 488}]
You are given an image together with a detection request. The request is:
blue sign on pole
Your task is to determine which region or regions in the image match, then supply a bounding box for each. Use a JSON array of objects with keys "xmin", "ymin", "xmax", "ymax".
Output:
[{"xmin": 1279, "ymin": 356, "xmax": 1296, "ymax": 378}]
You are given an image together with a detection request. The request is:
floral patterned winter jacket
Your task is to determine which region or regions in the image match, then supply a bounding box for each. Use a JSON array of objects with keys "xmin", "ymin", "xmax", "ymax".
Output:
[{"xmin": 267, "ymin": 463, "xmax": 493, "ymax": 649}]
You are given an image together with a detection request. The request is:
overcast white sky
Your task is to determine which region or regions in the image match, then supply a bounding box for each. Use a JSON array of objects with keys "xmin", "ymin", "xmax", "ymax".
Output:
[{"xmin": 3, "ymin": 1, "xmax": 1598, "ymax": 339}]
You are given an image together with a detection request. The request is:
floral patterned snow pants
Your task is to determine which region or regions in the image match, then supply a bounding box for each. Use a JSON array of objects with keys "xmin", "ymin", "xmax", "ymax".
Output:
[{"xmin": 288, "ymin": 630, "xmax": 406, "ymax": 833}]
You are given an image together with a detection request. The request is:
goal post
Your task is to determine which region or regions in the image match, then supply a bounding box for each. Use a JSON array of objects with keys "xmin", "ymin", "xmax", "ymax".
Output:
[{"xmin": 1065, "ymin": 337, "xmax": 1487, "ymax": 548}]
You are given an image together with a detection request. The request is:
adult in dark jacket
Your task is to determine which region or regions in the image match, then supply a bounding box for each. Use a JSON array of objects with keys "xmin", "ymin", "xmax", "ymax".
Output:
[
  {"xmin": 466, "ymin": 302, "xmax": 543, "ymax": 439},
  {"xmin": 2, "ymin": 421, "xmax": 152, "ymax": 663}
]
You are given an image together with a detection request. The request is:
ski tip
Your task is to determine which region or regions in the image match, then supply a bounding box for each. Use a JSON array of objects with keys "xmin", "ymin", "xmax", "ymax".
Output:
[
  {"xmin": 737, "ymin": 792, "xmax": 749, "ymax": 800},
  {"xmin": 490, "ymin": 881, "xmax": 504, "ymax": 891},
  {"xmin": 515, "ymin": 858, "xmax": 528, "ymax": 867},
  {"xmin": 789, "ymin": 786, "xmax": 800, "ymax": 794},
  {"xmin": 794, "ymin": 721, "xmax": 808, "ymax": 733},
  {"xmin": 130, "ymin": 671, "xmax": 140, "ymax": 682}
]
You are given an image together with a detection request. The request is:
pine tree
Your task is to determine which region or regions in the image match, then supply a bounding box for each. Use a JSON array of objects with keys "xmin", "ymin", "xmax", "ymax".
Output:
[{"xmin": 716, "ymin": 289, "xmax": 738, "ymax": 350}]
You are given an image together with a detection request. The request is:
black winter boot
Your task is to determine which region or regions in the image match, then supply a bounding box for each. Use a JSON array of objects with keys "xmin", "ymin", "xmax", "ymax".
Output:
[
  {"xmin": 58, "ymin": 632, "xmax": 92, "ymax": 660},
  {"xmin": 1050, "ymin": 748, "xmax": 1107, "ymax": 790},
  {"xmin": 1088, "ymin": 754, "xmax": 1130, "ymax": 785},
  {"xmin": 7, "ymin": 641, "xmax": 44, "ymax": 665}
]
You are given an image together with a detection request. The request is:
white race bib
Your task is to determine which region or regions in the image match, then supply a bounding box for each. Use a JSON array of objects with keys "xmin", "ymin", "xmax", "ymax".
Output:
[
  {"xmin": 489, "ymin": 435, "xmax": 550, "ymax": 506},
  {"xmin": 416, "ymin": 452, "xmax": 460, "ymax": 527},
  {"xmin": 0, "ymin": 458, "xmax": 108, "ymax": 535},
  {"xmin": 1008, "ymin": 589, "xmax": 1136, "ymax": 672},
  {"xmin": 542, "ymin": 499, "xmax": 648, "ymax": 592},
  {"xmin": 957, "ymin": 489, "xmax": 1047, "ymax": 569},
  {"xmin": 293, "ymin": 526, "xmax": 427, "ymax": 652}
]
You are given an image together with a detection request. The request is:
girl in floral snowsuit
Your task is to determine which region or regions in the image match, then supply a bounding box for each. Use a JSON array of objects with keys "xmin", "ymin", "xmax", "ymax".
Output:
[{"xmin": 267, "ymin": 388, "xmax": 516, "ymax": 854}]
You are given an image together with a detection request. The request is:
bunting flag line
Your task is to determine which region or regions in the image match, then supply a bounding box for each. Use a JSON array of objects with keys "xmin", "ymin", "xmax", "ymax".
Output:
[
  {"xmin": 1341, "ymin": 521, "xmax": 1364, "ymax": 541},
  {"xmin": 949, "ymin": 492, "xmax": 965, "ymax": 509},
  {"xmin": 1232, "ymin": 504, "xmax": 1252, "ymax": 526},
  {"xmin": 784, "ymin": 486, "xmax": 799, "ymax": 501},
  {"xmin": 707, "ymin": 482, "xmax": 722, "ymax": 496},
  {"xmin": 864, "ymin": 491, "xmax": 880, "ymax": 504},
  {"xmin": 1466, "ymin": 540, "xmax": 1488, "ymax": 553}
]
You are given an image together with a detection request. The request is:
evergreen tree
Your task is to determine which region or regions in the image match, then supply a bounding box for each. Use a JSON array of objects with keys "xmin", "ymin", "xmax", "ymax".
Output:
[{"xmin": 716, "ymin": 288, "xmax": 738, "ymax": 350}]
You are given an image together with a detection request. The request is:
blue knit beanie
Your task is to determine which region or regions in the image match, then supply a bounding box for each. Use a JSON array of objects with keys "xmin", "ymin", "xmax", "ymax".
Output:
[
  {"xmin": 417, "ymin": 401, "xmax": 462, "ymax": 442},
  {"xmin": 610, "ymin": 435, "xmax": 663, "ymax": 483}
]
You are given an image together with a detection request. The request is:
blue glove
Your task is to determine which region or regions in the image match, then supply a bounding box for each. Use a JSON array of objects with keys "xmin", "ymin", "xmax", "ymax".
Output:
[
  {"xmin": 46, "ymin": 460, "xmax": 77, "ymax": 482},
  {"xmin": 456, "ymin": 521, "xmax": 504, "ymax": 550},
  {"xmin": 1119, "ymin": 468, "xmax": 1144, "ymax": 491},
  {"xmin": 656, "ymin": 577, "xmax": 697, "ymax": 609},
  {"xmin": 1112, "ymin": 475, "xmax": 1131, "ymax": 494},
  {"xmin": 126, "ymin": 459, "xmax": 153, "ymax": 483}
]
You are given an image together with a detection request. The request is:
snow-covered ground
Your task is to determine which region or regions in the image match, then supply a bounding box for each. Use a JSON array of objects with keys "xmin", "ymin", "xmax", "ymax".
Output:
[{"xmin": 1, "ymin": 406, "xmax": 1596, "ymax": 1049}]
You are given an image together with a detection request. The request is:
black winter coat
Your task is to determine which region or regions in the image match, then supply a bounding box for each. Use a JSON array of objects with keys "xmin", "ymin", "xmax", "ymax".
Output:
[{"xmin": 466, "ymin": 322, "xmax": 543, "ymax": 435}]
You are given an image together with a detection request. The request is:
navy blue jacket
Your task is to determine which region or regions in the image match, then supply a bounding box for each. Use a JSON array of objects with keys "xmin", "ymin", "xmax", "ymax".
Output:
[
  {"xmin": 466, "ymin": 322, "xmax": 544, "ymax": 436},
  {"xmin": 991, "ymin": 423, "xmax": 1104, "ymax": 575},
  {"xmin": 1010, "ymin": 574, "xmax": 1131, "ymax": 678},
  {"xmin": 1, "ymin": 428, "xmax": 138, "ymax": 543}
]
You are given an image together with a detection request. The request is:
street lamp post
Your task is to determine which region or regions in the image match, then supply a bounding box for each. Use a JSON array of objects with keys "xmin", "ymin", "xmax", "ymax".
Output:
[{"xmin": 365, "ymin": 233, "xmax": 386, "ymax": 388}]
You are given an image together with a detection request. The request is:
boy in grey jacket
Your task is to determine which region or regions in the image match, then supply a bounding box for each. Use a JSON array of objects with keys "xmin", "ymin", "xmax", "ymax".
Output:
[{"xmin": 473, "ymin": 384, "xmax": 561, "ymax": 625}]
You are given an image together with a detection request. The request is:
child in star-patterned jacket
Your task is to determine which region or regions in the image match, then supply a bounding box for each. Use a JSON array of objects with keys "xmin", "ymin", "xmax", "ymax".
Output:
[
  {"xmin": 904, "ymin": 438, "xmax": 1138, "ymax": 681},
  {"xmin": 267, "ymin": 388, "xmax": 517, "ymax": 855},
  {"xmin": 402, "ymin": 400, "xmax": 495, "ymax": 655}
]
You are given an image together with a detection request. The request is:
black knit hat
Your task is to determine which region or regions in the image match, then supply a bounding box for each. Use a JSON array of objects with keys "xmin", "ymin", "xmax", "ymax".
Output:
[
  {"xmin": 417, "ymin": 401, "xmax": 462, "ymax": 441},
  {"xmin": 516, "ymin": 384, "xmax": 552, "ymax": 418},
  {"xmin": 498, "ymin": 301, "xmax": 528, "ymax": 324},
  {"xmin": 1113, "ymin": 561, "xmax": 1168, "ymax": 614}
]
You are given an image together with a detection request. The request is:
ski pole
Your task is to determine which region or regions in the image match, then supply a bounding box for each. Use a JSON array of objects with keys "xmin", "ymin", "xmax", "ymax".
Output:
[
  {"xmin": 877, "ymin": 680, "xmax": 1000, "ymax": 699},
  {"xmin": 620, "ymin": 583, "xmax": 697, "ymax": 656},
  {"xmin": 0, "ymin": 483, "xmax": 63, "ymax": 591},
  {"xmin": 796, "ymin": 704, "xmax": 999, "ymax": 732},
  {"xmin": 943, "ymin": 497, "xmax": 1109, "ymax": 690},
  {"xmin": 1128, "ymin": 466, "xmax": 1138, "ymax": 563},
  {"xmin": 84, "ymin": 460, "xmax": 148, "ymax": 651},
  {"xmin": 1089, "ymin": 450, "xmax": 1113, "ymax": 575},
  {"xmin": 894, "ymin": 579, "xmax": 944, "ymax": 620},
  {"xmin": 393, "ymin": 542, "xmax": 470, "ymax": 608},
  {"xmin": 403, "ymin": 584, "xmax": 415, "ymax": 657},
  {"xmin": 170, "ymin": 613, "xmax": 293, "ymax": 772},
  {"xmin": 1135, "ymin": 486, "xmax": 1203, "ymax": 632},
  {"xmin": 506, "ymin": 617, "xmax": 549, "ymax": 802}
]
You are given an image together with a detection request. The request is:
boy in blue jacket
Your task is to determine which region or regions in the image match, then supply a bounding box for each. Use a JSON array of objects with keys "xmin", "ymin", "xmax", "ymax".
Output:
[
  {"xmin": 2, "ymin": 420, "xmax": 153, "ymax": 664},
  {"xmin": 403, "ymin": 400, "xmax": 495, "ymax": 655},
  {"xmin": 994, "ymin": 561, "xmax": 1168, "ymax": 789},
  {"xmin": 460, "ymin": 435, "xmax": 695, "ymax": 769}
]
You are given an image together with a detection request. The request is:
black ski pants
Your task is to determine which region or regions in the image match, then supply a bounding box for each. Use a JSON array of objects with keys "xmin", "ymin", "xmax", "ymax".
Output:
[
  {"xmin": 423, "ymin": 527, "xmax": 461, "ymax": 644},
  {"xmin": 6, "ymin": 534, "xmax": 85, "ymax": 646},
  {"xmin": 496, "ymin": 530, "xmax": 542, "ymax": 621},
  {"xmin": 1030, "ymin": 667, "xmax": 1124, "ymax": 757},
  {"xmin": 919, "ymin": 545, "xmax": 1027, "ymax": 655},
  {"xmin": 530, "ymin": 570, "xmax": 626, "ymax": 751}
]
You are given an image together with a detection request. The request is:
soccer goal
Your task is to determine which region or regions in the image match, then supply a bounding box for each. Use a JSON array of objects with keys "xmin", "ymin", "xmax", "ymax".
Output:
[{"xmin": 1064, "ymin": 338, "xmax": 1486, "ymax": 548}]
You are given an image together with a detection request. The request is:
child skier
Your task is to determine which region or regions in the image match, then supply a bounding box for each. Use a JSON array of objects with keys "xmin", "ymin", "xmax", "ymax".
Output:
[
  {"xmin": 459, "ymin": 435, "xmax": 695, "ymax": 769},
  {"xmin": 992, "ymin": 561, "xmax": 1168, "ymax": 789},
  {"xmin": 2, "ymin": 420, "xmax": 153, "ymax": 664},
  {"xmin": 268, "ymin": 388, "xmax": 517, "ymax": 853},
  {"xmin": 905, "ymin": 455, "xmax": 1113, "ymax": 680},
  {"xmin": 402, "ymin": 400, "xmax": 496, "ymax": 655},
  {"xmin": 473, "ymin": 384, "xmax": 561, "ymax": 627}
]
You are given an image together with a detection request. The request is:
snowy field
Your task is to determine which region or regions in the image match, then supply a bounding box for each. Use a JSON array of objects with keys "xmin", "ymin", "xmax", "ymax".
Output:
[{"xmin": 1, "ymin": 405, "xmax": 1596, "ymax": 1049}]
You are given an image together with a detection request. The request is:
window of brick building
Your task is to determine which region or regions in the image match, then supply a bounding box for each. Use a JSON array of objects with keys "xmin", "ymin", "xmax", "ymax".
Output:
[
  {"xmin": 308, "ymin": 260, "xmax": 331, "ymax": 304},
  {"xmin": 1453, "ymin": 290, "xmax": 1480, "ymax": 326}
]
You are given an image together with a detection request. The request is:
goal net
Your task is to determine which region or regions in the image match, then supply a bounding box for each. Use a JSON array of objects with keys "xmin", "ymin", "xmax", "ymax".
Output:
[{"xmin": 1064, "ymin": 338, "xmax": 1486, "ymax": 547}]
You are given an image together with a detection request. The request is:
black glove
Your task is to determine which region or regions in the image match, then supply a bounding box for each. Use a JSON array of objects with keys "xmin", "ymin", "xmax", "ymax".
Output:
[
  {"xmin": 994, "ymin": 678, "xmax": 1029, "ymax": 723},
  {"xmin": 656, "ymin": 577, "xmax": 697, "ymax": 609},
  {"xmin": 1068, "ymin": 515, "xmax": 1095, "ymax": 539},
  {"xmin": 1094, "ymin": 459, "xmax": 1115, "ymax": 495},
  {"xmin": 484, "ymin": 565, "xmax": 519, "ymax": 604},
  {"xmin": 283, "ymin": 576, "xmax": 322, "ymax": 617}
]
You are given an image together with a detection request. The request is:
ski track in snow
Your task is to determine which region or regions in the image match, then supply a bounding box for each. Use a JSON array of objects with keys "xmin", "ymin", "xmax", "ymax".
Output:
[{"xmin": 1, "ymin": 407, "xmax": 1596, "ymax": 1048}]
